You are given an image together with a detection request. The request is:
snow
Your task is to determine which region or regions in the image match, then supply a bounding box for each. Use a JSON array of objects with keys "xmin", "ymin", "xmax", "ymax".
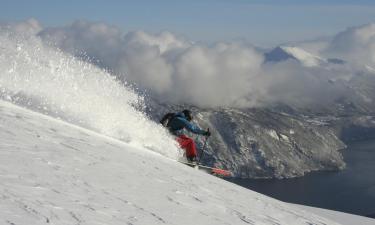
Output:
[
  {"xmin": 0, "ymin": 31, "xmax": 180, "ymax": 160},
  {"xmin": 293, "ymin": 204, "xmax": 375, "ymax": 225},
  {"xmin": 268, "ymin": 129, "xmax": 280, "ymax": 140},
  {"xmin": 280, "ymin": 46, "xmax": 325, "ymax": 67},
  {"xmin": 0, "ymin": 99, "xmax": 358, "ymax": 225},
  {"xmin": 0, "ymin": 30, "xmax": 373, "ymax": 225}
]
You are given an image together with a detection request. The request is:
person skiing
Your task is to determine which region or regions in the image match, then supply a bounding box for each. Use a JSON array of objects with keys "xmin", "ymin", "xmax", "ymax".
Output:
[{"xmin": 160, "ymin": 109, "xmax": 211, "ymax": 162}]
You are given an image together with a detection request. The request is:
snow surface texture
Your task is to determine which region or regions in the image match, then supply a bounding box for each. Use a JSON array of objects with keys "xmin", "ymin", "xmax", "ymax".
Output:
[
  {"xmin": 293, "ymin": 204, "xmax": 375, "ymax": 225},
  {"xmin": 0, "ymin": 30, "xmax": 180, "ymax": 160},
  {"xmin": 0, "ymin": 99, "xmax": 357, "ymax": 225}
]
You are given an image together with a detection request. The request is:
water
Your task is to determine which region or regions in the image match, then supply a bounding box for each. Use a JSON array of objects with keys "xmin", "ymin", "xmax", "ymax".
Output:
[{"xmin": 228, "ymin": 139, "xmax": 375, "ymax": 217}]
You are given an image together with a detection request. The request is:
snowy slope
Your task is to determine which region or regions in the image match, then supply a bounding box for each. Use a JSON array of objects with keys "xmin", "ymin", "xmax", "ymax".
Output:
[
  {"xmin": 0, "ymin": 100, "xmax": 351, "ymax": 225},
  {"xmin": 280, "ymin": 46, "xmax": 326, "ymax": 67},
  {"xmin": 294, "ymin": 204, "xmax": 375, "ymax": 225}
]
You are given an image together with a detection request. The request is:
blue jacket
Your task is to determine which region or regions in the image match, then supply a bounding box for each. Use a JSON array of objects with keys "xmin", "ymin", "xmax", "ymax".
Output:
[{"xmin": 168, "ymin": 112, "xmax": 206, "ymax": 136}]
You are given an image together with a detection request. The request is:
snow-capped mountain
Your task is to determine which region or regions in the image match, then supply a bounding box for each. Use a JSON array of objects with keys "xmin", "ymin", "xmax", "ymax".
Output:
[
  {"xmin": 2, "ymin": 99, "xmax": 375, "ymax": 225},
  {"xmin": 265, "ymin": 46, "xmax": 345, "ymax": 67}
]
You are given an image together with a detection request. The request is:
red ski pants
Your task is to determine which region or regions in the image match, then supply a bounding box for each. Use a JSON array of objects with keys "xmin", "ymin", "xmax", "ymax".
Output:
[{"xmin": 176, "ymin": 135, "xmax": 198, "ymax": 158}]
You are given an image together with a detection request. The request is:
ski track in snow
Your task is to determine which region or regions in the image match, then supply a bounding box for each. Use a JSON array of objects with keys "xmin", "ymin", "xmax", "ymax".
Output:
[{"xmin": 0, "ymin": 100, "xmax": 370, "ymax": 225}]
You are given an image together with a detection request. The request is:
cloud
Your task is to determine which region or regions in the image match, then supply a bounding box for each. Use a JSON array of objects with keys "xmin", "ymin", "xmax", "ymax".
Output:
[
  {"xmin": 324, "ymin": 23, "xmax": 375, "ymax": 67},
  {"xmin": 124, "ymin": 30, "xmax": 190, "ymax": 54},
  {"xmin": 38, "ymin": 21, "xmax": 265, "ymax": 108},
  {"xmin": 39, "ymin": 21, "xmax": 124, "ymax": 68},
  {"xmin": 260, "ymin": 61, "xmax": 356, "ymax": 108},
  {"xmin": 171, "ymin": 43, "xmax": 264, "ymax": 107},
  {"xmin": 7, "ymin": 19, "xmax": 375, "ymax": 109},
  {"xmin": 0, "ymin": 18, "xmax": 42, "ymax": 35}
]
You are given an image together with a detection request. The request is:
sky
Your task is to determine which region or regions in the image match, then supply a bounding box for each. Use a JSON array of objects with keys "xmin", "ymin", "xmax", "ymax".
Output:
[{"xmin": 2, "ymin": 0, "xmax": 375, "ymax": 46}]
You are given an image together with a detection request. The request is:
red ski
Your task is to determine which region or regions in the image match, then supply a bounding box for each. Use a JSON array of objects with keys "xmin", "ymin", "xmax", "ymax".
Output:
[{"xmin": 179, "ymin": 161, "xmax": 232, "ymax": 177}]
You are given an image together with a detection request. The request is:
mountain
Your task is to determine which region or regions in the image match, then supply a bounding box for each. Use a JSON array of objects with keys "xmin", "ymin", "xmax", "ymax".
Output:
[
  {"xmin": 2, "ymin": 28, "xmax": 375, "ymax": 224},
  {"xmin": 2, "ymin": 99, "xmax": 375, "ymax": 225},
  {"xmin": 147, "ymin": 78, "xmax": 375, "ymax": 179},
  {"xmin": 264, "ymin": 46, "xmax": 297, "ymax": 63},
  {"xmin": 147, "ymin": 102, "xmax": 346, "ymax": 179},
  {"xmin": 0, "ymin": 100, "xmax": 339, "ymax": 225},
  {"xmin": 3, "ymin": 25, "xmax": 375, "ymax": 181},
  {"xmin": 265, "ymin": 46, "xmax": 345, "ymax": 67}
]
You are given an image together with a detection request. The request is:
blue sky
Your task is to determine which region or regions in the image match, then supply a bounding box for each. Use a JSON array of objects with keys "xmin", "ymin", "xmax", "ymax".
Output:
[{"xmin": 2, "ymin": 0, "xmax": 375, "ymax": 46}]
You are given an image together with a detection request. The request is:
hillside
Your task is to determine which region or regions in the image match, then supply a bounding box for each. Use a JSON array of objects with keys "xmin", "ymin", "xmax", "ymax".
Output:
[{"xmin": 0, "ymin": 100, "xmax": 352, "ymax": 225}]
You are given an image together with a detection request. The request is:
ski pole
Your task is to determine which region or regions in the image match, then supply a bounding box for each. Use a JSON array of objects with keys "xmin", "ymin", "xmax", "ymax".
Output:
[{"xmin": 198, "ymin": 129, "xmax": 209, "ymax": 163}]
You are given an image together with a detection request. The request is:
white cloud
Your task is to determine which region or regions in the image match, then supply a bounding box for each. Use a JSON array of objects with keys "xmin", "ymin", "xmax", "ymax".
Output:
[
  {"xmin": 172, "ymin": 43, "xmax": 264, "ymax": 107},
  {"xmin": 124, "ymin": 30, "xmax": 190, "ymax": 54},
  {"xmin": 260, "ymin": 61, "xmax": 355, "ymax": 108},
  {"xmin": 6, "ymin": 19, "xmax": 375, "ymax": 109},
  {"xmin": 38, "ymin": 21, "xmax": 265, "ymax": 107},
  {"xmin": 0, "ymin": 18, "xmax": 42, "ymax": 35},
  {"xmin": 324, "ymin": 23, "xmax": 375, "ymax": 67}
]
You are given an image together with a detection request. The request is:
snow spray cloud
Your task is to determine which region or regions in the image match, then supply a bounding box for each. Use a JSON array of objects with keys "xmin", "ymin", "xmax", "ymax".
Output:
[{"xmin": 0, "ymin": 25, "xmax": 181, "ymax": 159}]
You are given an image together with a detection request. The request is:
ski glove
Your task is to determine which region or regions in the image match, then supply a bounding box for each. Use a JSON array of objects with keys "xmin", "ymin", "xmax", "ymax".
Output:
[{"xmin": 204, "ymin": 129, "xmax": 211, "ymax": 137}]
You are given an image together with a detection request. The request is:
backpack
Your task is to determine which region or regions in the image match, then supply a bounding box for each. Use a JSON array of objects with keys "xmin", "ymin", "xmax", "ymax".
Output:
[{"xmin": 160, "ymin": 112, "xmax": 176, "ymax": 127}]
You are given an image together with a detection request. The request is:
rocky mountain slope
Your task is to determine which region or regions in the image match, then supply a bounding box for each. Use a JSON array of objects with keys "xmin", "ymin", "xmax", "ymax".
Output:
[
  {"xmin": 147, "ymin": 103, "xmax": 346, "ymax": 179},
  {"xmin": 145, "ymin": 45, "xmax": 375, "ymax": 179}
]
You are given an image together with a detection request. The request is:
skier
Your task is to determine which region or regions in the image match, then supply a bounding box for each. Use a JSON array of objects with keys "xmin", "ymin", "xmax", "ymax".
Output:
[{"xmin": 160, "ymin": 109, "xmax": 211, "ymax": 162}]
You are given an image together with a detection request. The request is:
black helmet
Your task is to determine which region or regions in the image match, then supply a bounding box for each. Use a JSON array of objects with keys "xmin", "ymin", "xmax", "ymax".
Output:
[{"xmin": 182, "ymin": 109, "xmax": 193, "ymax": 121}]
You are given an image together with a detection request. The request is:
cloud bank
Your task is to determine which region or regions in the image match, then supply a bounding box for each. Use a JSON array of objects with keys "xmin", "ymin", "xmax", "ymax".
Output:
[
  {"xmin": 38, "ymin": 21, "xmax": 265, "ymax": 108},
  {"xmin": 4, "ymin": 19, "xmax": 375, "ymax": 109},
  {"xmin": 324, "ymin": 23, "xmax": 375, "ymax": 68}
]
